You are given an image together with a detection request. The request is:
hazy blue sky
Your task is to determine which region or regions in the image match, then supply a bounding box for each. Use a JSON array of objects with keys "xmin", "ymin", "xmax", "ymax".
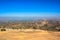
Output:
[{"xmin": 0, "ymin": 0, "xmax": 60, "ymax": 17}]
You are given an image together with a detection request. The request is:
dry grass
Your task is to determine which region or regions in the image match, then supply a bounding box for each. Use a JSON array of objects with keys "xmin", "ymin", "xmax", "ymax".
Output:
[{"xmin": 0, "ymin": 30, "xmax": 60, "ymax": 40}]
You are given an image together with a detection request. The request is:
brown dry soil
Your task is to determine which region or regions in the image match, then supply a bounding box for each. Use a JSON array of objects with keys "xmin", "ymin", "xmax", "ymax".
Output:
[{"xmin": 0, "ymin": 30, "xmax": 60, "ymax": 40}]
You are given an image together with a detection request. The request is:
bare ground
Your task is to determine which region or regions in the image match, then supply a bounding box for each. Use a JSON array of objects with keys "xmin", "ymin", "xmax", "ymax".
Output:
[{"xmin": 0, "ymin": 30, "xmax": 60, "ymax": 40}]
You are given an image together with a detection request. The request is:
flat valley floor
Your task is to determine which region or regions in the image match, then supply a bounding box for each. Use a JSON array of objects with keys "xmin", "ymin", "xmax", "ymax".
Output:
[{"xmin": 0, "ymin": 30, "xmax": 60, "ymax": 40}]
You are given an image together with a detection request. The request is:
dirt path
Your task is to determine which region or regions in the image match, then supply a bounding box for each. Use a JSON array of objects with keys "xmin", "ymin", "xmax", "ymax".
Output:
[{"xmin": 0, "ymin": 30, "xmax": 60, "ymax": 40}]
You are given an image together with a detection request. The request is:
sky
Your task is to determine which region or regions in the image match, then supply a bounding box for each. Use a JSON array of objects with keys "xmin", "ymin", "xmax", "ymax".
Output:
[{"xmin": 0, "ymin": 0, "xmax": 60, "ymax": 17}]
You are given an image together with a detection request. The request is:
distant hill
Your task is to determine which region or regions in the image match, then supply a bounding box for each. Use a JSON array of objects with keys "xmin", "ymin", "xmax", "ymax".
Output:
[
  {"xmin": 0, "ymin": 17, "xmax": 42, "ymax": 22},
  {"xmin": 0, "ymin": 16, "xmax": 60, "ymax": 22}
]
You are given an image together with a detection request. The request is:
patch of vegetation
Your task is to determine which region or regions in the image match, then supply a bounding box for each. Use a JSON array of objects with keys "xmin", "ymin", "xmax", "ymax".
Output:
[
  {"xmin": 0, "ymin": 19, "xmax": 60, "ymax": 31},
  {"xmin": 1, "ymin": 28, "xmax": 6, "ymax": 31}
]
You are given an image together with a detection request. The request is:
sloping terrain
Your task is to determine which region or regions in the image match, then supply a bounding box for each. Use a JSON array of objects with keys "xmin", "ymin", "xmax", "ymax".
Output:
[{"xmin": 0, "ymin": 30, "xmax": 60, "ymax": 40}]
